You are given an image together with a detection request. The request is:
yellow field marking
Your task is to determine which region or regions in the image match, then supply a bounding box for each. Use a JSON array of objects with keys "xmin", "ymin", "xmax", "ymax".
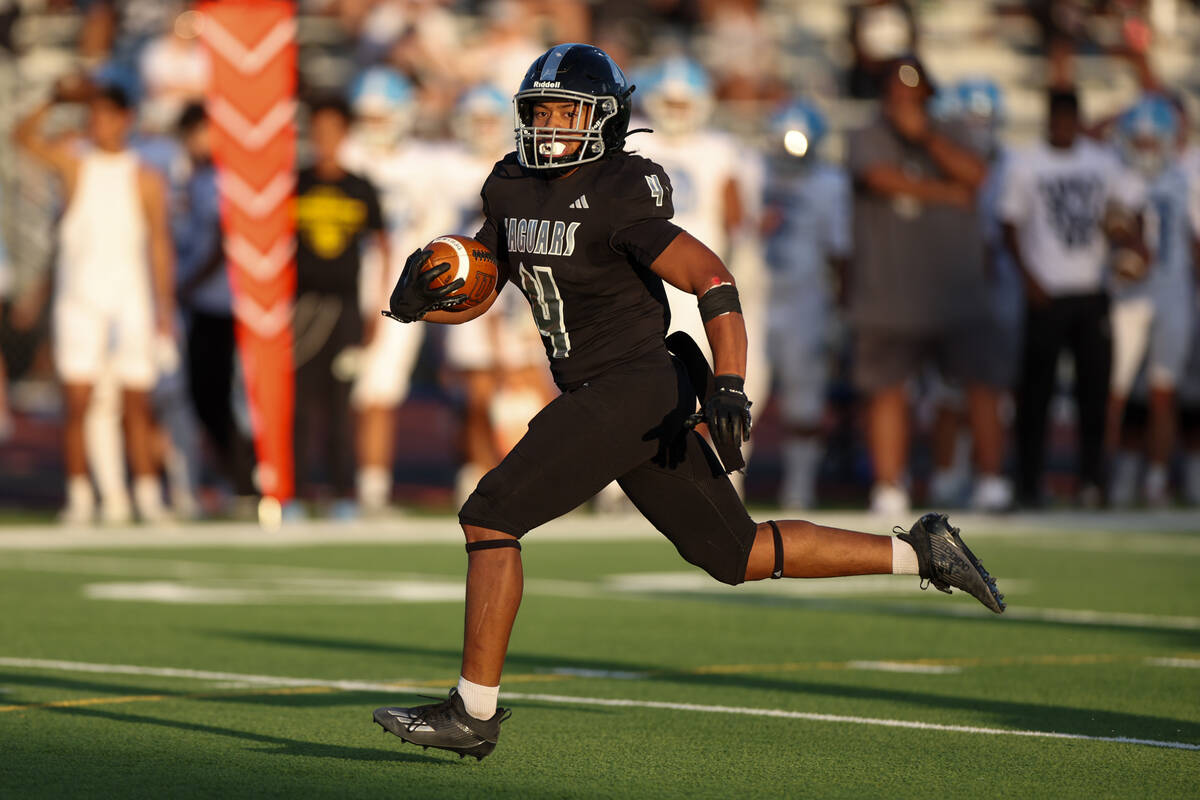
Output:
[{"xmin": 3, "ymin": 652, "xmax": 1197, "ymax": 715}]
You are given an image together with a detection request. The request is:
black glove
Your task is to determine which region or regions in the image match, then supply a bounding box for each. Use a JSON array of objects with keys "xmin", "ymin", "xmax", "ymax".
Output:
[
  {"xmin": 703, "ymin": 374, "xmax": 752, "ymax": 448},
  {"xmin": 381, "ymin": 248, "xmax": 468, "ymax": 323}
]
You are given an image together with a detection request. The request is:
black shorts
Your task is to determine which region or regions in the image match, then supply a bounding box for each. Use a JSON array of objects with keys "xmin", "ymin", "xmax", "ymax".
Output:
[{"xmin": 459, "ymin": 348, "xmax": 758, "ymax": 586}]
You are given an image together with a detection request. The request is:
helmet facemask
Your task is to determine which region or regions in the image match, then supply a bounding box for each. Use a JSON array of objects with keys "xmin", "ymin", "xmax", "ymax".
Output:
[{"xmin": 514, "ymin": 90, "xmax": 621, "ymax": 170}]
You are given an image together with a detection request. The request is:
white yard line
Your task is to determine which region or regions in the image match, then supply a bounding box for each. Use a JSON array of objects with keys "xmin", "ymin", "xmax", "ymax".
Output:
[
  {"xmin": 1146, "ymin": 657, "xmax": 1200, "ymax": 669},
  {"xmin": 497, "ymin": 692, "xmax": 1200, "ymax": 752},
  {"xmin": 844, "ymin": 661, "xmax": 961, "ymax": 674},
  {"xmin": 903, "ymin": 603, "xmax": 1200, "ymax": 631},
  {"xmin": 0, "ymin": 657, "xmax": 1196, "ymax": 751}
]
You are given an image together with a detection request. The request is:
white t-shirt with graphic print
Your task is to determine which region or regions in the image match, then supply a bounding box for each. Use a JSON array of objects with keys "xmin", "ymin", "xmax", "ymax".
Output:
[{"xmin": 1000, "ymin": 138, "xmax": 1144, "ymax": 295}]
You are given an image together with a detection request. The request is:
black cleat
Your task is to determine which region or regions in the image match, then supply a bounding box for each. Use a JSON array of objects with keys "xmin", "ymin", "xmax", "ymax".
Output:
[
  {"xmin": 897, "ymin": 513, "xmax": 1006, "ymax": 614},
  {"xmin": 374, "ymin": 689, "xmax": 509, "ymax": 761}
]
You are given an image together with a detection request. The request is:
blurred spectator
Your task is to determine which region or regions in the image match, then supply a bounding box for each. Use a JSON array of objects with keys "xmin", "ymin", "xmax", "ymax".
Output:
[
  {"xmin": 460, "ymin": 1, "xmax": 544, "ymax": 97},
  {"xmin": 173, "ymin": 103, "xmax": 257, "ymax": 506},
  {"xmin": 1105, "ymin": 94, "xmax": 1196, "ymax": 506},
  {"xmin": 928, "ymin": 79, "xmax": 1024, "ymax": 508},
  {"xmin": 1001, "ymin": 88, "xmax": 1145, "ymax": 507},
  {"xmin": 847, "ymin": 0, "xmax": 918, "ymax": 99},
  {"xmin": 847, "ymin": 58, "xmax": 1008, "ymax": 514},
  {"xmin": 698, "ymin": 0, "xmax": 782, "ymax": 109},
  {"xmin": 14, "ymin": 82, "xmax": 175, "ymax": 524},
  {"xmin": 0, "ymin": 185, "xmax": 12, "ymax": 441},
  {"xmin": 292, "ymin": 97, "xmax": 386, "ymax": 518},
  {"xmin": 760, "ymin": 100, "xmax": 851, "ymax": 509},
  {"xmin": 138, "ymin": 6, "xmax": 209, "ymax": 133}
]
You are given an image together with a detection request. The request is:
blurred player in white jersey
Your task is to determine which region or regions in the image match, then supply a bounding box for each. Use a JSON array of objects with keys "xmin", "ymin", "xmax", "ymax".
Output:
[
  {"xmin": 440, "ymin": 85, "xmax": 554, "ymax": 502},
  {"xmin": 760, "ymin": 100, "xmax": 850, "ymax": 509},
  {"xmin": 1106, "ymin": 95, "xmax": 1197, "ymax": 506},
  {"xmin": 631, "ymin": 57, "xmax": 743, "ymax": 354},
  {"xmin": 630, "ymin": 56, "xmax": 769, "ymax": 495},
  {"xmin": 340, "ymin": 67, "xmax": 458, "ymax": 513}
]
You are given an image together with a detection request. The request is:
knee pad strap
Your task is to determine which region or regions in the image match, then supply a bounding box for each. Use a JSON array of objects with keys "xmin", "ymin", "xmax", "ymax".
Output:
[
  {"xmin": 769, "ymin": 520, "xmax": 783, "ymax": 579},
  {"xmin": 465, "ymin": 538, "xmax": 522, "ymax": 554}
]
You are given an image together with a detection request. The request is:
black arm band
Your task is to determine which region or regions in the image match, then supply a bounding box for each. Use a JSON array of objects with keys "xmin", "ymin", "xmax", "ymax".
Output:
[
  {"xmin": 465, "ymin": 538, "xmax": 522, "ymax": 553},
  {"xmin": 768, "ymin": 520, "xmax": 783, "ymax": 579},
  {"xmin": 697, "ymin": 283, "xmax": 741, "ymax": 323}
]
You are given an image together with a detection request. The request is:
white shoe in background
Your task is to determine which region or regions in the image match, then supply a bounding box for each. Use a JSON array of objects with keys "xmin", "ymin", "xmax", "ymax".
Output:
[
  {"xmin": 1143, "ymin": 464, "xmax": 1170, "ymax": 508},
  {"xmin": 870, "ymin": 482, "xmax": 910, "ymax": 515},
  {"xmin": 1108, "ymin": 451, "xmax": 1140, "ymax": 509},
  {"xmin": 970, "ymin": 474, "xmax": 1014, "ymax": 513},
  {"xmin": 60, "ymin": 476, "xmax": 95, "ymax": 526}
]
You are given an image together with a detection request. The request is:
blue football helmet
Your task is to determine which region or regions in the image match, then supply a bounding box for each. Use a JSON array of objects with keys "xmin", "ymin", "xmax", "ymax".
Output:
[
  {"xmin": 957, "ymin": 79, "xmax": 1005, "ymax": 123},
  {"xmin": 347, "ymin": 66, "xmax": 415, "ymax": 149},
  {"xmin": 454, "ymin": 83, "xmax": 514, "ymax": 157},
  {"xmin": 949, "ymin": 78, "xmax": 1004, "ymax": 156},
  {"xmin": 769, "ymin": 99, "xmax": 828, "ymax": 161},
  {"xmin": 514, "ymin": 43, "xmax": 633, "ymax": 171},
  {"xmin": 1117, "ymin": 94, "xmax": 1178, "ymax": 178},
  {"xmin": 634, "ymin": 56, "xmax": 714, "ymax": 137}
]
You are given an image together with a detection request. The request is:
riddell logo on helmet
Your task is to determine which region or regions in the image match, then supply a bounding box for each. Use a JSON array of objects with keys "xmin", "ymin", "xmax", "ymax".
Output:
[{"xmin": 532, "ymin": 81, "xmax": 562, "ymax": 89}]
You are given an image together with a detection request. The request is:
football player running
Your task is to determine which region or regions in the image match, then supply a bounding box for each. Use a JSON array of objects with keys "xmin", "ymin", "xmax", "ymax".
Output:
[
  {"xmin": 372, "ymin": 44, "xmax": 1005, "ymax": 761},
  {"xmin": 1105, "ymin": 95, "xmax": 1197, "ymax": 506}
]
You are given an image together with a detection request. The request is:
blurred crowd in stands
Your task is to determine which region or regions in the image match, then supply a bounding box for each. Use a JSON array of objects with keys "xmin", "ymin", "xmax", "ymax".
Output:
[{"xmin": 0, "ymin": 0, "xmax": 1198, "ymax": 522}]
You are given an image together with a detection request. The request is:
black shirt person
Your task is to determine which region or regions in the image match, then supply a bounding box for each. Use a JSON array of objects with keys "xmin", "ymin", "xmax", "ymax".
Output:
[
  {"xmin": 372, "ymin": 44, "xmax": 1005, "ymax": 761},
  {"xmin": 292, "ymin": 97, "xmax": 387, "ymax": 513}
]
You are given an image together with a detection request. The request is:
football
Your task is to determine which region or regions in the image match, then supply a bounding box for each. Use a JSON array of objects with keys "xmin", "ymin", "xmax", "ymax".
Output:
[{"xmin": 420, "ymin": 235, "xmax": 500, "ymax": 310}]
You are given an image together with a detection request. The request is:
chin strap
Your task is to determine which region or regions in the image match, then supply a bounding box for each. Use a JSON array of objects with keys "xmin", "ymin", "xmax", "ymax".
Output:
[
  {"xmin": 465, "ymin": 538, "xmax": 522, "ymax": 554},
  {"xmin": 768, "ymin": 520, "xmax": 783, "ymax": 579}
]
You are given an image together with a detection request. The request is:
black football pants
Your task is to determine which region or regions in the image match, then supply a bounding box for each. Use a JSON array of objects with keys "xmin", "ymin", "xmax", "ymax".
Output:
[
  {"xmin": 293, "ymin": 294, "xmax": 361, "ymax": 499},
  {"xmin": 185, "ymin": 310, "xmax": 256, "ymax": 495},
  {"xmin": 1015, "ymin": 292, "xmax": 1111, "ymax": 501},
  {"xmin": 459, "ymin": 348, "xmax": 758, "ymax": 585}
]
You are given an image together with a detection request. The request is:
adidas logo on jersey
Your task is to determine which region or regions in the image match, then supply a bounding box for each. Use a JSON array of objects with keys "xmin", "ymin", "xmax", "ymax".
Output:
[{"xmin": 568, "ymin": 195, "xmax": 589, "ymax": 210}]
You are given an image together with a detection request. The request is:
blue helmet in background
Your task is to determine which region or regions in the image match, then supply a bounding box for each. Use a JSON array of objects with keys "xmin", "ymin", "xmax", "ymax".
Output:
[
  {"xmin": 634, "ymin": 56, "xmax": 714, "ymax": 137},
  {"xmin": 347, "ymin": 66, "xmax": 415, "ymax": 149},
  {"xmin": 938, "ymin": 78, "xmax": 1005, "ymax": 156},
  {"xmin": 1116, "ymin": 94, "xmax": 1179, "ymax": 178},
  {"xmin": 930, "ymin": 86, "xmax": 963, "ymax": 121},
  {"xmin": 957, "ymin": 79, "xmax": 1005, "ymax": 125},
  {"xmin": 454, "ymin": 83, "xmax": 514, "ymax": 157},
  {"xmin": 769, "ymin": 99, "xmax": 828, "ymax": 161}
]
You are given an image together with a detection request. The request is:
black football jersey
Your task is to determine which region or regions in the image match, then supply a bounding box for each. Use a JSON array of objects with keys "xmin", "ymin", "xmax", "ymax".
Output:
[{"xmin": 474, "ymin": 151, "xmax": 682, "ymax": 389}]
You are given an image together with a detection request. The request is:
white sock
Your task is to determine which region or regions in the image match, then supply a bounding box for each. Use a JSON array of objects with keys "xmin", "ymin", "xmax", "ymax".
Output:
[
  {"xmin": 891, "ymin": 536, "xmax": 920, "ymax": 575},
  {"xmin": 133, "ymin": 475, "xmax": 164, "ymax": 520},
  {"xmin": 456, "ymin": 675, "xmax": 499, "ymax": 720},
  {"xmin": 357, "ymin": 466, "xmax": 391, "ymax": 511},
  {"xmin": 67, "ymin": 476, "xmax": 95, "ymax": 512}
]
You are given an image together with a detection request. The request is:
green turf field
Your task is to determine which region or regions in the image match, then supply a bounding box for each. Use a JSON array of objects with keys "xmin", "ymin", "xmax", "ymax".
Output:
[{"xmin": 0, "ymin": 514, "xmax": 1197, "ymax": 798}]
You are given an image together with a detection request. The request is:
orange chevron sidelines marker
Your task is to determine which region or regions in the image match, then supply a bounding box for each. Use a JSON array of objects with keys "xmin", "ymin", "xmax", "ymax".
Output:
[{"xmin": 200, "ymin": 0, "xmax": 296, "ymax": 503}]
